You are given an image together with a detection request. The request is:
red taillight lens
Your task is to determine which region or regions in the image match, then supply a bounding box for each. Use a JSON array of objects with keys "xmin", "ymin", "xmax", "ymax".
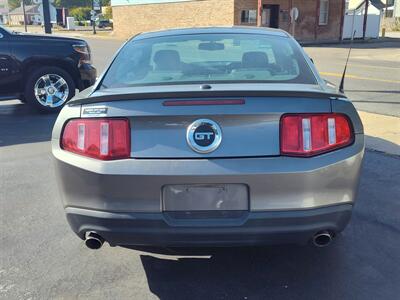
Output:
[
  {"xmin": 61, "ymin": 118, "xmax": 130, "ymax": 160},
  {"xmin": 280, "ymin": 114, "xmax": 353, "ymax": 156},
  {"xmin": 73, "ymin": 44, "xmax": 92, "ymax": 64}
]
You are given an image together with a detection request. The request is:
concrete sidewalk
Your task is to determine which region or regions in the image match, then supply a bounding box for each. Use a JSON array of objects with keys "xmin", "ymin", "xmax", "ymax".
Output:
[{"xmin": 359, "ymin": 111, "xmax": 400, "ymax": 156}]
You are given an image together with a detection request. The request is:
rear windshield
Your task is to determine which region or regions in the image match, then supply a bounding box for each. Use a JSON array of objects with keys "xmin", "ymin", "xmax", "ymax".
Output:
[{"xmin": 100, "ymin": 33, "xmax": 317, "ymax": 88}]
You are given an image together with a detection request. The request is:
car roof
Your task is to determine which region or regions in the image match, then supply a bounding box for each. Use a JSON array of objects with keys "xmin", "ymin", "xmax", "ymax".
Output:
[{"xmin": 133, "ymin": 26, "xmax": 289, "ymax": 41}]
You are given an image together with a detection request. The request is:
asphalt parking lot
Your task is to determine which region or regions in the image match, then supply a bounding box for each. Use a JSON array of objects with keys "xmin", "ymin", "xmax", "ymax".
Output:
[
  {"xmin": 305, "ymin": 39, "xmax": 400, "ymax": 117},
  {"xmin": 0, "ymin": 37, "xmax": 399, "ymax": 299}
]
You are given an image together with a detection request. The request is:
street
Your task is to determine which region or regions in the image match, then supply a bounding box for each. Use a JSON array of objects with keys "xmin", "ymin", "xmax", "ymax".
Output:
[
  {"xmin": 1, "ymin": 37, "xmax": 399, "ymax": 299},
  {"xmin": 305, "ymin": 40, "xmax": 400, "ymax": 117}
]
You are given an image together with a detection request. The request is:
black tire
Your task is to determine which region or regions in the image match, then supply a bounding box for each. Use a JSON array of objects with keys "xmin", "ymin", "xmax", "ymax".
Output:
[{"xmin": 25, "ymin": 66, "xmax": 76, "ymax": 113}]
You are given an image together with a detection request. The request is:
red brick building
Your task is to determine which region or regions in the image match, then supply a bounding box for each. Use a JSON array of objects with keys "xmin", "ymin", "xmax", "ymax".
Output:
[
  {"xmin": 236, "ymin": 0, "xmax": 346, "ymax": 41},
  {"xmin": 111, "ymin": 0, "xmax": 346, "ymax": 42}
]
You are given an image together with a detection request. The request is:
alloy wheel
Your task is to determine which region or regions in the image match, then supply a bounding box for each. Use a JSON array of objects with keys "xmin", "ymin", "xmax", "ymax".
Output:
[{"xmin": 34, "ymin": 74, "xmax": 69, "ymax": 108}]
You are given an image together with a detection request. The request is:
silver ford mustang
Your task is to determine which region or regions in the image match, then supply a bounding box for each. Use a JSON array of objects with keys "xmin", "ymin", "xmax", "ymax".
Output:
[{"xmin": 52, "ymin": 27, "xmax": 364, "ymax": 250}]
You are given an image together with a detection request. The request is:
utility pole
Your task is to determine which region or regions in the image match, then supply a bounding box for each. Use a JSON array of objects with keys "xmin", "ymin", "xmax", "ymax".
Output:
[
  {"xmin": 92, "ymin": 0, "xmax": 101, "ymax": 35},
  {"xmin": 362, "ymin": 0, "xmax": 369, "ymax": 39},
  {"xmin": 21, "ymin": 0, "xmax": 27, "ymax": 32},
  {"xmin": 385, "ymin": 0, "xmax": 388, "ymax": 18},
  {"xmin": 42, "ymin": 0, "xmax": 52, "ymax": 34},
  {"xmin": 382, "ymin": 0, "xmax": 388, "ymax": 37},
  {"xmin": 257, "ymin": 0, "xmax": 262, "ymax": 27}
]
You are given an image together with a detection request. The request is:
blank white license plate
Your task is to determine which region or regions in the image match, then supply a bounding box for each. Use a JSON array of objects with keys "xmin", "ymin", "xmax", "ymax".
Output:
[{"xmin": 162, "ymin": 184, "xmax": 249, "ymax": 211}]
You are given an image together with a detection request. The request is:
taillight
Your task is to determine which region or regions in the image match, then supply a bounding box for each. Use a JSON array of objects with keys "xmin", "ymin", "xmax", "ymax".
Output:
[
  {"xmin": 280, "ymin": 113, "xmax": 353, "ymax": 156},
  {"xmin": 61, "ymin": 118, "xmax": 130, "ymax": 160},
  {"xmin": 73, "ymin": 44, "xmax": 92, "ymax": 64}
]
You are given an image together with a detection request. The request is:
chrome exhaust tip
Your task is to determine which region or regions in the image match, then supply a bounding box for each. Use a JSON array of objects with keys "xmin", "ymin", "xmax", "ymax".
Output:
[
  {"xmin": 85, "ymin": 232, "xmax": 104, "ymax": 250},
  {"xmin": 312, "ymin": 231, "xmax": 333, "ymax": 247}
]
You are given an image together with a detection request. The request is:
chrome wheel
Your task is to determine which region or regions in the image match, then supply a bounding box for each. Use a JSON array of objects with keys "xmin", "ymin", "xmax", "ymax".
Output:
[{"xmin": 34, "ymin": 74, "xmax": 69, "ymax": 108}]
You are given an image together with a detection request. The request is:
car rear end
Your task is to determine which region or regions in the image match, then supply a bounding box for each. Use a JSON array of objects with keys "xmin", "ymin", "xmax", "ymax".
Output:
[{"xmin": 52, "ymin": 28, "xmax": 364, "ymax": 249}]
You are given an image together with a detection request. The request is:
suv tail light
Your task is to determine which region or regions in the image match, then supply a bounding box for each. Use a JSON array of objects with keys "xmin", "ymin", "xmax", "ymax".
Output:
[
  {"xmin": 280, "ymin": 113, "xmax": 353, "ymax": 156},
  {"xmin": 73, "ymin": 44, "xmax": 92, "ymax": 65},
  {"xmin": 61, "ymin": 118, "xmax": 130, "ymax": 160}
]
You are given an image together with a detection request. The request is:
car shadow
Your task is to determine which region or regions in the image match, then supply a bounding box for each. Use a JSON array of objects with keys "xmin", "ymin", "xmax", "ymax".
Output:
[
  {"xmin": 364, "ymin": 135, "xmax": 400, "ymax": 156},
  {"xmin": 138, "ymin": 244, "xmax": 348, "ymax": 300},
  {"xmin": 0, "ymin": 100, "xmax": 58, "ymax": 147}
]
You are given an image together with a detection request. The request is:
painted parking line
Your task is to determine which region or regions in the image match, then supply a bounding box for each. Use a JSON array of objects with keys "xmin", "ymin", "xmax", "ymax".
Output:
[
  {"xmin": 320, "ymin": 72, "xmax": 400, "ymax": 84},
  {"xmin": 348, "ymin": 63, "xmax": 400, "ymax": 70}
]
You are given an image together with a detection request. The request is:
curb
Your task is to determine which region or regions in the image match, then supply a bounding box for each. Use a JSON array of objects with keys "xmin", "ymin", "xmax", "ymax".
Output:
[
  {"xmin": 358, "ymin": 111, "xmax": 400, "ymax": 156},
  {"xmin": 53, "ymin": 31, "xmax": 125, "ymax": 41},
  {"xmin": 300, "ymin": 37, "xmax": 399, "ymax": 47}
]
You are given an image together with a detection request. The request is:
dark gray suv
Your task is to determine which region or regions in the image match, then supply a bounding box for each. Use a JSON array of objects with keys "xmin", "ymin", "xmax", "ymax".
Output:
[{"xmin": 0, "ymin": 26, "xmax": 96, "ymax": 113}]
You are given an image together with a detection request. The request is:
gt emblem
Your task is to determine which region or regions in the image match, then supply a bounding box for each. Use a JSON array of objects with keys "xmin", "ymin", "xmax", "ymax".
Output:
[
  {"xmin": 195, "ymin": 132, "xmax": 214, "ymax": 140},
  {"xmin": 186, "ymin": 119, "xmax": 222, "ymax": 154}
]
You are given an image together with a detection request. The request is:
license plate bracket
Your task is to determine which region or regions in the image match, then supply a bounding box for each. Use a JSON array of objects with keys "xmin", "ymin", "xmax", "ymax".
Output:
[{"xmin": 162, "ymin": 184, "xmax": 249, "ymax": 212}]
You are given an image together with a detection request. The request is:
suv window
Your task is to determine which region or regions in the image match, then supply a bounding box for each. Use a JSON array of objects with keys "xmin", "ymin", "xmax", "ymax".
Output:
[
  {"xmin": 101, "ymin": 33, "xmax": 317, "ymax": 88},
  {"xmin": 0, "ymin": 25, "xmax": 12, "ymax": 35}
]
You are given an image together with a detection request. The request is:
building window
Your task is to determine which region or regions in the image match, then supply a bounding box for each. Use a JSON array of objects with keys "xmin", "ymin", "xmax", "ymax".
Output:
[
  {"xmin": 319, "ymin": 0, "xmax": 329, "ymax": 25},
  {"xmin": 241, "ymin": 10, "xmax": 257, "ymax": 24}
]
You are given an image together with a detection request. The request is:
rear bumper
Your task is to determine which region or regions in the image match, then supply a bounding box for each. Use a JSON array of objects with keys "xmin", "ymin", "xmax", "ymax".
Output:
[
  {"xmin": 66, "ymin": 204, "xmax": 353, "ymax": 246},
  {"xmin": 54, "ymin": 133, "xmax": 363, "ymax": 247}
]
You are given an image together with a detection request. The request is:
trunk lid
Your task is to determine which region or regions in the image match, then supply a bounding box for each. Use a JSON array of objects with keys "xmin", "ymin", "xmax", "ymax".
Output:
[{"xmin": 80, "ymin": 86, "xmax": 333, "ymax": 158}]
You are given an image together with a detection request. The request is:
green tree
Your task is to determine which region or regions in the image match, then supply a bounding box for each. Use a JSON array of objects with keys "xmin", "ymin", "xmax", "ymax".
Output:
[
  {"xmin": 69, "ymin": 6, "xmax": 91, "ymax": 21},
  {"xmin": 8, "ymin": 0, "xmax": 20, "ymax": 10},
  {"xmin": 103, "ymin": 6, "xmax": 112, "ymax": 20},
  {"xmin": 54, "ymin": 0, "xmax": 90, "ymax": 8},
  {"xmin": 53, "ymin": 0, "xmax": 110, "ymax": 8}
]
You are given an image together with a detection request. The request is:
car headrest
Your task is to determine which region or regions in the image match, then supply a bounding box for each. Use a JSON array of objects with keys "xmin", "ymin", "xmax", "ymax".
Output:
[
  {"xmin": 153, "ymin": 50, "xmax": 182, "ymax": 71},
  {"xmin": 242, "ymin": 51, "xmax": 269, "ymax": 68}
]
